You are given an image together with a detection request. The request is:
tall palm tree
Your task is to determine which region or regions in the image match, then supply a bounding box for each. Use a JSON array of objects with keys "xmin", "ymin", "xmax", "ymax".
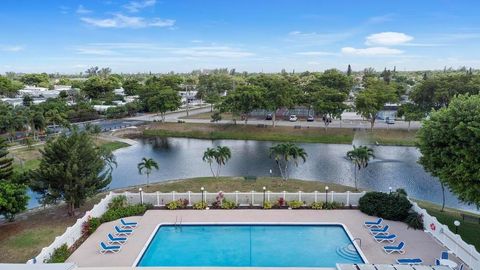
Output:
[
  {"xmin": 137, "ymin": 157, "xmax": 159, "ymax": 186},
  {"xmin": 269, "ymin": 143, "xmax": 307, "ymax": 181},
  {"xmin": 346, "ymin": 145, "xmax": 375, "ymax": 190},
  {"xmin": 202, "ymin": 147, "xmax": 217, "ymax": 177},
  {"xmin": 214, "ymin": 146, "xmax": 231, "ymax": 177}
]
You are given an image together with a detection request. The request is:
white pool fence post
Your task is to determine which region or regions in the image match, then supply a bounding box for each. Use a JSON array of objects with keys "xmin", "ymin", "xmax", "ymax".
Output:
[
  {"xmin": 172, "ymin": 191, "xmax": 176, "ymax": 201},
  {"xmin": 314, "ymin": 191, "xmax": 318, "ymax": 203},
  {"xmin": 346, "ymin": 191, "xmax": 350, "ymax": 205},
  {"xmin": 283, "ymin": 191, "xmax": 286, "ymax": 200},
  {"xmin": 267, "ymin": 191, "xmax": 270, "ymax": 201},
  {"xmin": 123, "ymin": 191, "xmax": 128, "ymax": 204},
  {"xmin": 330, "ymin": 191, "xmax": 334, "ymax": 203},
  {"xmin": 140, "ymin": 190, "xmax": 144, "ymax": 205},
  {"xmin": 235, "ymin": 191, "xmax": 239, "ymax": 205},
  {"xmin": 298, "ymin": 191, "xmax": 302, "ymax": 201},
  {"xmin": 251, "ymin": 191, "xmax": 255, "ymax": 205},
  {"xmin": 188, "ymin": 191, "xmax": 191, "ymax": 206},
  {"xmin": 156, "ymin": 191, "xmax": 160, "ymax": 206}
]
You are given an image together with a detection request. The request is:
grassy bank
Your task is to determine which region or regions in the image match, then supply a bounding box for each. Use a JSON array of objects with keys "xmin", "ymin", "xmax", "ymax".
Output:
[
  {"xmin": 416, "ymin": 200, "xmax": 480, "ymax": 251},
  {"xmin": 142, "ymin": 122, "xmax": 417, "ymax": 145},
  {"xmin": 11, "ymin": 139, "xmax": 130, "ymax": 173},
  {"xmin": 119, "ymin": 176, "xmax": 357, "ymax": 193},
  {"xmin": 0, "ymin": 177, "xmax": 354, "ymax": 263}
]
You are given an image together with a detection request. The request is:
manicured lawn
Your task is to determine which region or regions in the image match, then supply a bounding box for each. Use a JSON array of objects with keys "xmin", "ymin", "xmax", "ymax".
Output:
[
  {"xmin": 97, "ymin": 140, "xmax": 131, "ymax": 152},
  {"xmin": 142, "ymin": 122, "xmax": 417, "ymax": 145},
  {"xmin": 417, "ymin": 200, "xmax": 480, "ymax": 252}
]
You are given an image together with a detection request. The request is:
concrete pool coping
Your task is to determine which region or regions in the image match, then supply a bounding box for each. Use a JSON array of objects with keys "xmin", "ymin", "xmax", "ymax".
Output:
[
  {"xmin": 132, "ymin": 222, "xmax": 369, "ymax": 267},
  {"xmin": 67, "ymin": 209, "xmax": 460, "ymax": 269}
]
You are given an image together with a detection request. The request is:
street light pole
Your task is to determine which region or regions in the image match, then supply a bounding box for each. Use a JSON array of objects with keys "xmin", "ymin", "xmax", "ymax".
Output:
[
  {"xmin": 201, "ymin": 187, "xmax": 205, "ymax": 204},
  {"xmin": 389, "ymin": 187, "xmax": 392, "ymax": 194},
  {"xmin": 454, "ymin": 220, "xmax": 460, "ymax": 234},
  {"xmin": 263, "ymin": 186, "xmax": 266, "ymax": 206},
  {"xmin": 325, "ymin": 186, "xmax": 329, "ymax": 204}
]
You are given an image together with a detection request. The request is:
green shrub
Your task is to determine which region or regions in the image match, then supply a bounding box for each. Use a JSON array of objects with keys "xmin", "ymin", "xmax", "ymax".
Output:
[
  {"xmin": 324, "ymin": 201, "xmax": 343, "ymax": 210},
  {"xmin": 100, "ymin": 204, "xmax": 147, "ymax": 223},
  {"xmin": 405, "ymin": 212, "xmax": 424, "ymax": 230},
  {"xmin": 108, "ymin": 195, "xmax": 127, "ymax": 210},
  {"xmin": 84, "ymin": 217, "xmax": 101, "ymax": 235},
  {"xmin": 166, "ymin": 200, "xmax": 179, "ymax": 210},
  {"xmin": 193, "ymin": 201, "xmax": 207, "ymax": 210},
  {"xmin": 221, "ymin": 199, "xmax": 237, "ymax": 209},
  {"xmin": 47, "ymin": 244, "xmax": 70, "ymax": 263},
  {"xmin": 166, "ymin": 199, "xmax": 188, "ymax": 210},
  {"xmin": 311, "ymin": 202, "xmax": 324, "ymax": 209},
  {"xmin": 359, "ymin": 192, "xmax": 412, "ymax": 221},
  {"xmin": 263, "ymin": 201, "xmax": 273, "ymax": 209},
  {"xmin": 287, "ymin": 200, "xmax": 304, "ymax": 209}
]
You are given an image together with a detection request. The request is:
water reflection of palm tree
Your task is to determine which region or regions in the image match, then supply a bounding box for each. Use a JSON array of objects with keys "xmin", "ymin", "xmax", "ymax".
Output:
[{"xmin": 347, "ymin": 145, "xmax": 375, "ymax": 190}]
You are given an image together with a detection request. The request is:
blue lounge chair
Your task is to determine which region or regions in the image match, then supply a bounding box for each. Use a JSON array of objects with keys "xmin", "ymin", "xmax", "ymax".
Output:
[
  {"xmin": 120, "ymin": 218, "xmax": 138, "ymax": 229},
  {"xmin": 115, "ymin": 225, "xmax": 133, "ymax": 236},
  {"xmin": 435, "ymin": 258, "xmax": 441, "ymax": 265},
  {"xmin": 370, "ymin": 225, "xmax": 389, "ymax": 236},
  {"xmin": 441, "ymin": 251, "xmax": 449, "ymax": 260},
  {"xmin": 374, "ymin": 234, "xmax": 397, "ymax": 243},
  {"xmin": 383, "ymin": 241, "xmax": 405, "ymax": 254},
  {"xmin": 100, "ymin": 242, "xmax": 121, "ymax": 254},
  {"xmin": 108, "ymin": 233, "xmax": 127, "ymax": 245},
  {"xmin": 458, "ymin": 264, "xmax": 464, "ymax": 270},
  {"xmin": 364, "ymin": 218, "xmax": 383, "ymax": 228},
  {"xmin": 396, "ymin": 258, "xmax": 423, "ymax": 265}
]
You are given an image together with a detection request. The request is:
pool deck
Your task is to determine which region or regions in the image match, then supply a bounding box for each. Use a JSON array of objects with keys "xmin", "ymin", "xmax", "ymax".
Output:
[{"xmin": 67, "ymin": 210, "xmax": 458, "ymax": 269}]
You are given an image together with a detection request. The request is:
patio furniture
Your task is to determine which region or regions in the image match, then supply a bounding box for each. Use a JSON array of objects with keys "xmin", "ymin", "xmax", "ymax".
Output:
[
  {"xmin": 370, "ymin": 225, "xmax": 389, "ymax": 236},
  {"xmin": 364, "ymin": 218, "xmax": 383, "ymax": 228},
  {"xmin": 120, "ymin": 218, "xmax": 138, "ymax": 229},
  {"xmin": 374, "ymin": 234, "xmax": 397, "ymax": 243},
  {"xmin": 396, "ymin": 258, "xmax": 423, "ymax": 265},
  {"xmin": 435, "ymin": 258, "xmax": 441, "ymax": 265},
  {"xmin": 100, "ymin": 242, "xmax": 121, "ymax": 254},
  {"xmin": 114, "ymin": 225, "xmax": 133, "ymax": 236},
  {"xmin": 457, "ymin": 264, "xmax": 464, "ymax": 270},
  {"xmin": 439, "ymin": 259, "xmax": 457, "ymax": 269},
  {"xmin": 383, "ymin": 241, "xmax": 405, "ymax": 254},
  {"xmin": 108, "ymin": 233, "xmax": 127, "ymax": 245}
]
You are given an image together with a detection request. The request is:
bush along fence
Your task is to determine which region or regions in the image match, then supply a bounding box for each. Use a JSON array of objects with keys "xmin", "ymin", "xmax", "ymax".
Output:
[
  {"xmin": 27, "ymin": 192, "xmax": 121, "ymax": 264},
  {"xmin": 411, "ymin": 201, "xmax": 480, "ymax": 270},
  {"xmin": 123, "ymin": 190, "xmax": 367, "ymax": 208}
]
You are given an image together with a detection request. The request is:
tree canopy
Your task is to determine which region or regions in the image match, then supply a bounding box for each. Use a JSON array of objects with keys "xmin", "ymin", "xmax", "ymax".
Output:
[
  {"xmin": 31, "ymin": 130, "xmax": 116, "ymax": 215},
  {"xmin": 417, "ymin": 94, "xmax": 480, "ymax": 207}
]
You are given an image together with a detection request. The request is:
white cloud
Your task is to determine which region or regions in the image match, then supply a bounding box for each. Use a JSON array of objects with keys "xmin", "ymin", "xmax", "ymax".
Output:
[
  {"xmin": 295, "ymin": 51, "xmax": 337, "ymax": 56},
  {"xmin": 365, "ymin": 32, "xmax": 413, "ymax": 46},
  {"xmin": 75, "ymin": 48, "xmax": 118, "ymax": 56},
  {"xmin": 124, "ymin": 0, "xmax": 156, "ymax": 12},
  {"xmin": 171, "ymin": 46, "xmax": 254, "ymax": 58},
  {"xmin": 287, "ymin": 31, "xmax": 351, "ymax": 45},
  {"xmin": 341, "ymin": 47, "xmax": 404, "ymax": 56},
  {"xmin": 367, "ymin": 14, "xmax": 394, "ymax": 24},
  {"xmin": 81, "ymin": 14, "xmax": 175, "ymax": 28},
  {"xmin": 76, "ymin": 5, "xmax": 92, "ymax": 14},
  {"xmin": 0, "ymin": 45, "xmax": 24, "ymax": 52}
]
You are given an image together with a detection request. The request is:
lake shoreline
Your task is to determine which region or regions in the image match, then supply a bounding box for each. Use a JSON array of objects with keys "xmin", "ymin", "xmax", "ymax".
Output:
[{"xmin": 132, "ymin": 122, "xmax": 418, "ymax": 146}]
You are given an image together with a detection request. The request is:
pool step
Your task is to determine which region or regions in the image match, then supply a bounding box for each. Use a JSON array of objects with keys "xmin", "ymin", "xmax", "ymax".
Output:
[{"xmin": 336, "ymin": 244, "xmax": 360, "ymax": 261}]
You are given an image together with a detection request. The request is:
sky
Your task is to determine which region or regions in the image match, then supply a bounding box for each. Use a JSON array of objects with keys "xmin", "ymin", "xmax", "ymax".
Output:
[{"xmin": 1, "ymin": 0, "xmax": 480, "ymax": 74}]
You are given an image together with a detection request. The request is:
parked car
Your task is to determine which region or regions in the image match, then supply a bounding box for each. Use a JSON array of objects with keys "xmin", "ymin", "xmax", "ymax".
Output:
[
  {"xmin": 386, "ymin": 117, "xmax": 395, "ymax": 124},
  {"xmin": 266, "ymin": 113, "xmax": 273, "ymax": 120},
  {"xmin": 307, "ymin": 115, "xmax": 314, "ymax": 122},
  {"xmin": 289, "ymin": 115, "xmax": 298, "ymax": 122}
]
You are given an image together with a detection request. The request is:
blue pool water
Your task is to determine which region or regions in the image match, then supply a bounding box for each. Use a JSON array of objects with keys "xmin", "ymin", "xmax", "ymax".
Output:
[{"xmin": 137, "ymin": 224, "xmax": 364, "ymax": 267}]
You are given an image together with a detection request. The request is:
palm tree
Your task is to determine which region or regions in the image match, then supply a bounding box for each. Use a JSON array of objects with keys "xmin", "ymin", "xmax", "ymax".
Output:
[
  {"xmin": 269, "ymin": 143, "xmax": 307, "ymax": 181},
  {"xmin": 137, "ymin": 157, "xmax": 159, "ymax": 186},
  {"xmin": 202, "ymin": 147, "xmax": 217, "ymax": 177},
  {"xmin": 202, "ymin": 146, "xmax": 232, "ymax": 177},
  {"xmin": 214, "ymin": 146, "xmax": 231, "ymax": 177},
  {"xmin": 346, "ymin": 145, "xmax": 375, "ymax": 190}
]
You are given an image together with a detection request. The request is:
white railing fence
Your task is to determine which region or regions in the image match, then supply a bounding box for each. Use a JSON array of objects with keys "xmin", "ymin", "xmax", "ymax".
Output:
[
  {"xmin": 27, "ymin": 192, "xmax": 120, "ymax": 264},
  {"xmin": 124, "ymin": 190, "xmax": 366, "ymax": 207},
  {"xmin": 411, "ymin": 201, "xmax": 480, "ymax": 269}
]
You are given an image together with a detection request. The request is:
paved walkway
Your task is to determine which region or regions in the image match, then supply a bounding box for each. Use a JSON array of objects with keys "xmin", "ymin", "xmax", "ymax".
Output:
[{"xmin": 67, "ymin": 210, "xmax": 453, "ymax": 268}]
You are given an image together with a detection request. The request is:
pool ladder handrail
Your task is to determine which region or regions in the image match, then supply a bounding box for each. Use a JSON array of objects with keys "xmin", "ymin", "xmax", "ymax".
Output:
[
  {"xmin": 353, "ymin": 237, "xmax": 362, "ymax": 247},
  {"xmin": 174, "ymin": 216, "xmax": 182, "ymax": 230}
]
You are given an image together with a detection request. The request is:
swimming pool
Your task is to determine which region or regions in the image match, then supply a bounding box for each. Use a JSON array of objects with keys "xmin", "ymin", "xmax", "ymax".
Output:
[{"xmin": 136, "ymin": 223, "xmax": 365, "ymax": 267}]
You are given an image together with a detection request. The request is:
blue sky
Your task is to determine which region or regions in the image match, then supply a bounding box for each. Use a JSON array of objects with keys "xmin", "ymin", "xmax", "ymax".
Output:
[{"xmin": 1, "ymin": 0, "xmax": 480, "ymax": 73}]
